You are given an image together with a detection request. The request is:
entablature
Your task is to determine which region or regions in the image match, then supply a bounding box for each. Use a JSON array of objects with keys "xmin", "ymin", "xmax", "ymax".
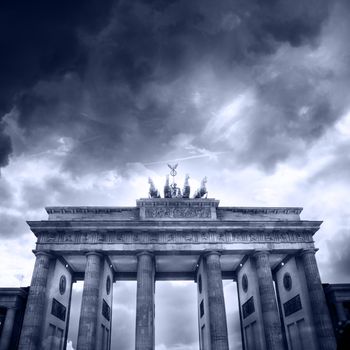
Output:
[{"xmin": 45, "ymin": 199, "xmax": 303, "ymax": 222}]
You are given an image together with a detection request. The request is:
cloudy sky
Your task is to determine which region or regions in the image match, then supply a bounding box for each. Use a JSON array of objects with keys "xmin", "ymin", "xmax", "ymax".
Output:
[{"xmin": 1, "ymin": 0, "xmax": 350, "ymax": 349}]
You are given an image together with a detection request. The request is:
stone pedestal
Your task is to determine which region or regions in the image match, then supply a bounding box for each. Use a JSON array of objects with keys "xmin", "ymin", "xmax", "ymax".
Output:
[
  {"xmin": 135, "ymin": 252, "xmax": 155, "ymax": 350},
  {"xmin": 77, "ymin": 252, "xmax": 103, "ymax": 350},
  {"xmin": 205, "ymin": 252, "xmax": 229, "ymax": 350},
  {"xmin": 18, "ymin": 251, "xmax": 52, "ymax": 350},
  {"xmin": 0, "ymin": 308, "xmax": 17, "ymax": 350},
  {"xmin": 301, "ymin": 249, "xmax": 337, "ymax": 350},
  {"xmin": 253, "ymin": 251, "xmax": 284, "ymax": 350}
]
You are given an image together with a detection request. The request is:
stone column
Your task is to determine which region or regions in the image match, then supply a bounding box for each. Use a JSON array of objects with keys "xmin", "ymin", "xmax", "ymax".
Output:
[
  {"xmin": 18, "ymin": 251, "xmax": 52, "ymax": 350},
  {"xmin": 77, "ymin": 252, "xmax": 103, "ymax": 350},
  {"xmin": 300, "ymin": 249, "xmax": 337, "ymax": 350},
  {"xmin": 135, "ymin": 252, "xmax": 155, "ymax": 350},
  {"xmin": 0, "ymin": 308, "xmax": 17, "ymax": 350},
  {"xmin": 335, "ymin": 302, "xmax": 347, "ymax": 322},
  {"xmin": 253, "ymin": 251, "xmax": 284, "ymax": 350},
  {"xmin": 205, "ymin": 251, "xmax": 229, "ymax": 350}
]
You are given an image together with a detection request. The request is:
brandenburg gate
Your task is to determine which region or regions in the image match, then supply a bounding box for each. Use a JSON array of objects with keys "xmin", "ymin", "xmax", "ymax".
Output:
[{"xmin": 17, "ymin": 170, "xmax": 336, "ymax": 350}]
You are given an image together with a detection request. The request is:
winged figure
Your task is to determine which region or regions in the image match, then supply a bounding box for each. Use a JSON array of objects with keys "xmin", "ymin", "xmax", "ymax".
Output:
[{"xmin": 167, "ymin": 163, "xmax": 178, "ymax": 171}]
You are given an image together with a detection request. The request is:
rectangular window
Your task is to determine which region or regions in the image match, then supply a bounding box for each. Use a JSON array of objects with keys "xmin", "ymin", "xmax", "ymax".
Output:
[
  {"xmin": 102, "ymin": 299, "xmax": 111, "ymax": 321},
  {"xmin": 200, "ymin": 300, "xmax": 204, "ymax": 318},
  {"xmin": 283, "ymin": 294, "xmax": 302, "ymax": 317},
  {"xmin": 51, "ymin": 298, "xmax": 66, "ymax": 322},
  {"xmin": 242, "ymin": 296, "xmax": 255, "ymax": 319}
]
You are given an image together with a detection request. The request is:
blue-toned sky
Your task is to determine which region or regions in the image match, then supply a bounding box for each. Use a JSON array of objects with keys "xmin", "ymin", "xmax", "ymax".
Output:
[{"xmin": 1, "ymin": 1, "xmax": 350, "ymax": 349}]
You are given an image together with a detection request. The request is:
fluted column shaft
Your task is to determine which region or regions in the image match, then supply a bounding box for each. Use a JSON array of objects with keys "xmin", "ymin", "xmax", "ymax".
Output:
[
  {"xmin": 301, "ymin": 249, "xmax": 336, "ymax": 350},
  {"xmin": 335, "ymin": 302, "xmax": 347, "ymax": 322},
  {"xmin": 253, "ymin": 251, "xmax": 284, "ymax": 350},
  {"xmin": 77, "ymin": 252, "xmax": 103, "ymax": 350},
  {"xmin": 135, "ymin": 252, "xmax": 155, "ymax": 350},
  {"xmin": 18, "ymin": 251, "xmax": 52, "ymax": 350},
  {"xmin": 205, "ymin": 252, "xmax": 229, "ymax": 350},
  {"xmin": 0, "ymin": 308, "xmax": 17, "ymax": 350}
]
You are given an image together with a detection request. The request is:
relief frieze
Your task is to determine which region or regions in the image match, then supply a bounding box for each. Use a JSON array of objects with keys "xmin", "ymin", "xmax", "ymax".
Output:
[
  {"xmin": 37, "ymin": 230, "xmax": 313, "ymax": 245},
  {"xmin": 144, "ymin": 207, "xmax": 211, "ymax": 219}
]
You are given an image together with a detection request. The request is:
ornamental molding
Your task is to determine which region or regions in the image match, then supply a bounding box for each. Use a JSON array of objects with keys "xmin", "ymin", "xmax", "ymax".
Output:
[{"xmin": 37, "ymin": 230, "xmax": 314, "ymax": 245}]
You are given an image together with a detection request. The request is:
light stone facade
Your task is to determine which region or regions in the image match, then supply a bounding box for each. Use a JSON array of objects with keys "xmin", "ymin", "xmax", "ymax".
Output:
[{"xmin": 14, "ymin": 198, "xmax": 337, "ymax": 350}]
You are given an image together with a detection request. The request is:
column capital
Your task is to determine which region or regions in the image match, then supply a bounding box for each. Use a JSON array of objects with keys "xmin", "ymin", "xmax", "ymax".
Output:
[
  {"xmin": 202, "ymin": 250, "xmax": 221, "ymax": 258},
  {"xmin": 252, "ymin": 249, "xmax": 271, "ymax": 258},
  {"xmin": 33, "ymin": 250, "xmax": 54, "ymax": 258},
  {"xmin": 5, "ymin": 306, "xmax": 18, "ymax": 311},
  {"xmin": 299, "ymin": 248, "xmax": 317, "ymax": 257},
  {"xmin": 85, "ymin": 251, "xmax": 104, "ymax": 258},
  {"xmin": 136, "ymin": 250, "xmax": 154, "ymax": 258}
]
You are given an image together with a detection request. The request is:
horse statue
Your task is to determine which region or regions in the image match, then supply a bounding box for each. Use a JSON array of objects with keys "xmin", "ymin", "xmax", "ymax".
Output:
[
  {"xmin": 148, "ymin": 177, "xmax": 160, "ymax": 198},
  {"xmin": 172, "ymin": 183, "xmax": 182, "ymax": 198},
  {"xmin": 164, "ymin": 175, "xmax": 172, "ymax": 198},
  {"xmin": 193, "ymin": 176, "xmax": 208, "ymax": 198},
  {"xmin": 182, "ymin": 174, "xmax": 190, "ymax": 198}
]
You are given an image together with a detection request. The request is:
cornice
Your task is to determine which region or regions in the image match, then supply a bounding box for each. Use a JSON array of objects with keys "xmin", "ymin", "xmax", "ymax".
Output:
[
  {"xmin": 218, "ymin": 207, "xmax": 303, "ymax": 215},
  {"xmin": 27, "ymin": 220, "xmax": 322, "ymax": 237},
  {"xmin": 46, "ymin": 206, "xmax": 136, "ymax": 215},
  {"xmin": 27, "ymin": 219, "xmax": 322, "ymax": 229}
]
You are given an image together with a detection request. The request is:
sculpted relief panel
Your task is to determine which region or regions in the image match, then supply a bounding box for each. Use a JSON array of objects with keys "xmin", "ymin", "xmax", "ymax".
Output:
[
  {"xmin": 38, "ymin": 230, "xmax": 314, "ymax": 245},
  {"xmin": 144, "ymin": 207, "xmax": 212, "ymax": 219}
]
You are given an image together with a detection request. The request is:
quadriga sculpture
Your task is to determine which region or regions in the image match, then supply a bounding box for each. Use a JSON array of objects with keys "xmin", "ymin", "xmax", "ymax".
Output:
[
  {"xmin": 182, "ymin": 174, "xmax": 190, "ymax": 198},
  {"xmin": 164, "ymin": 175, "xmax": 172, "ymax": 198},
  {"xmin": 148, "ymin": 177, "xmax": 160, "ymax": 198},
  {"xmin": 193, "ymin": 176, "xmax": 208, "ymax": 198}
]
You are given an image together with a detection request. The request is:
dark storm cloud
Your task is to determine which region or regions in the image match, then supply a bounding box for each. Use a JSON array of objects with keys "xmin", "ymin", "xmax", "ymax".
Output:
[
  {"xmin": 0, "ymin": 123, "xmax": 12, "ymax": 167},
  {"xmin": 0, "ymin": 0, "xmax": 340, "ymax": 173},
  {"xmin": 0, "ymin": 0, "xmax": 114, "ymax": 165},
  {"xmin": 233, "ymin": 67, "xmax": 339, "ymax": 170}
]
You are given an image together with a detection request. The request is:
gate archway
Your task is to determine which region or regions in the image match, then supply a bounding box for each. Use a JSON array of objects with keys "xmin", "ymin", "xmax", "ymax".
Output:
[{"xmin": 17, "ymin": 197, "xmax": 336, "ymax": 350}]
